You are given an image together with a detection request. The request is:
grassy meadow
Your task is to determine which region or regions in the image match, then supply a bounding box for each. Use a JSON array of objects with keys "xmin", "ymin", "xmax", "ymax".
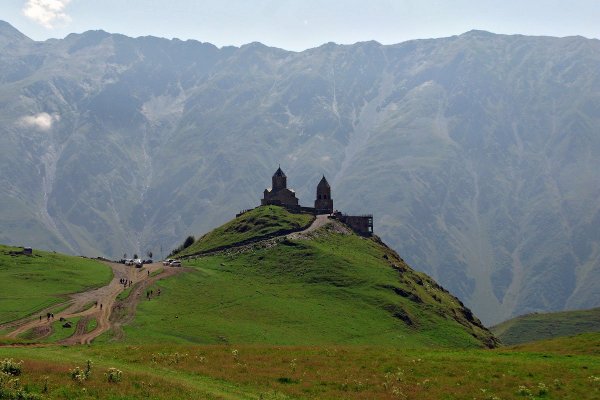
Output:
[
  {"xmin": 0, "ymin": 244, "xmax": 112, "ymax": 324},
  {"xmin": 178, "ymin": 206, "xmax": 314, "ymax": 256},
  {"xmin": 1, "ymin": 334, "xmax": 599, "ymax": 399}
]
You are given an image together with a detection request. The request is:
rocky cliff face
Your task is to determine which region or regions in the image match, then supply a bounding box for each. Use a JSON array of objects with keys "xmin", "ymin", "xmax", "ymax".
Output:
[{"xmin": 1, "ymin": 22, "xmax": 599, "ymax": 324}]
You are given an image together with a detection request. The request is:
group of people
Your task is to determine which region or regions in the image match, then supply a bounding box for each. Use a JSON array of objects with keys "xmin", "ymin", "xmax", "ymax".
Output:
[
  {"xmin": 119, "ymin": 278, "xmax": 132, "ymax": 287},
  {"xmin": 146, "ymin": 288, "xmax": 161, "ymax": 300}
]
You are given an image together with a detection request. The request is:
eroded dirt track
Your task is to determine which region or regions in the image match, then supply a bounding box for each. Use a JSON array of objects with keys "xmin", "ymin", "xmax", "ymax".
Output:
[{"xmin": 4, "ymin": 262, "xmax": 183, "ymax": 345}]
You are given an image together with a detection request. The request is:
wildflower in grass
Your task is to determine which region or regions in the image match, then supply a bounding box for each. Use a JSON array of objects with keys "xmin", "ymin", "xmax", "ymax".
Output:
[
  {"xmin": 589, "ymin": 375, "xmax": 600, "ymax": 384},
  {"xmin": 0, "ymin": 358, "xmax": 23, "ymax": 376},
  {"xmin": 105, "ymin": 367, "xmax": 123, "ymax": 383},
  {"xmin": 70, "ymin": 367, "xmax": 87, "ymax": 384},
  {"xmin": 151, "ymin": 352, "xmax": 188, "ymax": 365},
  {"xmin": 417, "ymin": 378, "xmax": 431, "ymax": 389},
  {"xmin": 70, "ymin": 360, "xmax": 93, "ymax": 384},
  {"xmin": 537, "ymin": 382, "xmax": 548, "ymax": 396},
  {"xmin": 391, "ymin": 386, "xmax": 406, "ymax": 398},
  {"xmin": 517, "ymin": 385, "xmax": 532, "ymax": 396},
  {"xmin": 289, "ymin": 358, "xmax": 297, "ymax": 372},
  {"xmin": 0, "ymin": 371, "xmax": 42, "ymax": 400},
  {"xmin": 552, "ymin": 378, "xmax": 562, "ymax": 388},
  {"xmin": 232, "ymin": 349, "xmax": 239, "ymax": 361}
]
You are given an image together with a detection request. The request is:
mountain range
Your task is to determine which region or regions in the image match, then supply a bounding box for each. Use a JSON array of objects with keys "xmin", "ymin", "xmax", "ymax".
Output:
[{"xmin": 1, "ymin": 20, "xmax": 599, "ymax": 324}]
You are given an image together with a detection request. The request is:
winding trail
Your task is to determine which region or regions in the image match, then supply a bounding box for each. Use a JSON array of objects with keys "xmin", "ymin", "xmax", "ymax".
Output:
[
  {"xmin": 3, "ymin": 262, "xmax": 182, "ymax": 345},
  {"xmin": 182, "ymin": 214, "xmax": 334, "ymax": 259}
]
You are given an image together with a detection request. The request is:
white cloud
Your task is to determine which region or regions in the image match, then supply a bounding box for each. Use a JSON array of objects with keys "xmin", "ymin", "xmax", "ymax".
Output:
[
  {"xmin": 18, "ymin": 112, "xmax": 60, "ymax": 131},
  {"xmin": 22, "ymin": 0, "xmax": 72, "ymax": 29}
]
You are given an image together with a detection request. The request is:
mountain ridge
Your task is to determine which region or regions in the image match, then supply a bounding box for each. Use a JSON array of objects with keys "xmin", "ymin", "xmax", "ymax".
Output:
[{"xmin": 1, "ymin": 21, "xmax": 599, "ymax": 325}]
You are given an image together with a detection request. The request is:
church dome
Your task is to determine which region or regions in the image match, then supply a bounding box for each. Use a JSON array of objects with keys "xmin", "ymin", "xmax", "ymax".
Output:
[
  {"xmin": 317, "ymin": 175, "xmax": 330, "ymax": 188},
  {"xmin": 273, "ymin": 167, "xmax": 286, "ymax": 178}
]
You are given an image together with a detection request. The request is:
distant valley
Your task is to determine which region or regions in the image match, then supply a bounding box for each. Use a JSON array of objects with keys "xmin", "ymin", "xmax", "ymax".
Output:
[{"xmin": 1, "ymin": 20, "xmax": 599, "ymax": 324}]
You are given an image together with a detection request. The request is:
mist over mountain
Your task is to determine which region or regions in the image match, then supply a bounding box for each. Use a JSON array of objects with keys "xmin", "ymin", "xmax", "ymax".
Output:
[{"xmin": 1, "ymin": 21, "xmax": 599, "ymax": 324}]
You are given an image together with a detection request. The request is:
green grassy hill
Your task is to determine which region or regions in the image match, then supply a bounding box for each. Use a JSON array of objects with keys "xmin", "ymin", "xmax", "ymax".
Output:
[
  {"xmin": 177, "ymin": 206, "xmax": 314, "ymax": 256},
  {"xmin": 116, "ymin": 206, "xmax": 497, "ymax": 348},
  {"xmin": 491, "ymin": 307, "xmax": 600, "ymax": 345},
  {"xmin": 0, "ymin": 244, "xmax": 112, "ymax": 325}
]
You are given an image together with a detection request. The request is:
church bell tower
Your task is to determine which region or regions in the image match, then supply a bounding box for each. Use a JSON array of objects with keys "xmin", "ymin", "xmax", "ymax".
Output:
[{"xmin": 314, "ymin": 175, "xmax": 333, "ymax": 214}]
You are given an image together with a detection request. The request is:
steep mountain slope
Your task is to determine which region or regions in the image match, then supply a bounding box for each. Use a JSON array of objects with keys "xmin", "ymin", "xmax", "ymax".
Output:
[
  {"xmin": 1, "ymin": 22, "xmax": 599, "ymax": 324},
  {"xmin": 491, "ymin": 307, "xmax": 600, "ymax": 345},
  {"xmin": 115, "ymin": 206, "xmax": 497, "ymax": 348}
]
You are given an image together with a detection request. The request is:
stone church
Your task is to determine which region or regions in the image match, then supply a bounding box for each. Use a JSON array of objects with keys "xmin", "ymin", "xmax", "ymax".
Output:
[
  {"xmin": 261, "ymin": 166, "xmax": 333, "ymax": 215},
  {"xmin": 261, "ymin": 166, "xmax": 300, "ymax": 209},
  {"xmin": 259, "ymin": 166, "xmax": 372, "ymax": 235}
]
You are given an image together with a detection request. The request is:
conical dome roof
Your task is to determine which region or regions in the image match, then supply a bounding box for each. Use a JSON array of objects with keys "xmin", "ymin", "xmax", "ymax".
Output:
[
  {"xmin": 317, "ymin": 175, "xmax": 330, "ymax": 188},
  {"xmin": 273, "ymin": 166, "xmax": 286, "ymax": 178}
]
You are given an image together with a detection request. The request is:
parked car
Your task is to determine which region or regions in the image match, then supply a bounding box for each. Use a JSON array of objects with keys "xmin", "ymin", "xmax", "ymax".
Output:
[
  {"xmin": 170, "ymin": 260, "xmax": 181, "ymax": 267},
  {"xmin": 125, "ymin": 259, "xmax": 134, "ymax": 266},
  {"xmin": 134, "ymin": 259, "xmax": 143, "ymax": 267},
  {"xmin": 162, "ymin": 259, "xmax": 173, "ymax": 266}
]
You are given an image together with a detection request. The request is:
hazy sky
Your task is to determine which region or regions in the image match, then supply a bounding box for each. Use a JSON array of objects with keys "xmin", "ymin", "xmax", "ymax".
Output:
[{"xmin": 2, "ymin": 0, "xmax": 600, "ymax": 51}]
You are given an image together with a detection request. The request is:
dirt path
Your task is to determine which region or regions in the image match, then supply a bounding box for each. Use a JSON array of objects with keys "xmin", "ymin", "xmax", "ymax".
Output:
[
  {"xmin": 5, "ymin": 262, "xmax": 181, "ymax": 345},
  {"xmin": 287, "ymin": 214, "xmax": 331, "ymax": 239},
  {"xmin": 183, "ymin": 214, "xmax": 334, "ymax": 260}
]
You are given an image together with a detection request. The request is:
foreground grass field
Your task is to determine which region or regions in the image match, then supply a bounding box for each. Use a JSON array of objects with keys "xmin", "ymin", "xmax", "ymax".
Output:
[
  {"xmin": 177, "ymin": 206, "xmax": 314, "ymax": 256},
  {"xmin": 1, "ymin": 333, "xmax": 598, "ymax": 399},
  {"xmin": 492, "ymin": 307, "xmax": 600, "ymax": 345},
  {"xmin": 0, "ymin": 245, "xmax": 112, "ymax": 324}
]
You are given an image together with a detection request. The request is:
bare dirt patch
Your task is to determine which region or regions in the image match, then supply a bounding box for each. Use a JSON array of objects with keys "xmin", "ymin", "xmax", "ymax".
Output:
[{"xmin": 5, "ymin": 262, "xmax": 185, "ymax": 345}]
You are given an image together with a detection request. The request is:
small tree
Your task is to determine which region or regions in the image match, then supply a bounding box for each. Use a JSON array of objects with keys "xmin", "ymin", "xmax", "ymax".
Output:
[
  {"xmin": 133, "ymin": 254, "xmax": 138, "ymax": 259},
  {"xmin": 183, "ymin": 236, "xmax": 194, "ymax": 249},
  {"xmin": 147, "ymin": 251, "xmax": 153, "ymax": 259},
  {"xmin": 123, "ymin": 253, "xmax": 127, "ymax": 259},
  {"xmin": 168, "ymin": 236, "xmax": 195, "ymax": 257}
]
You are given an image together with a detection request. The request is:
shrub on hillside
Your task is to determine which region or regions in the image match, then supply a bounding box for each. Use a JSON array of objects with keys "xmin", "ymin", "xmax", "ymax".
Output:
[{"xmin": 168, "ymin": 235, "xmax": 195, "ymax": 256}]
